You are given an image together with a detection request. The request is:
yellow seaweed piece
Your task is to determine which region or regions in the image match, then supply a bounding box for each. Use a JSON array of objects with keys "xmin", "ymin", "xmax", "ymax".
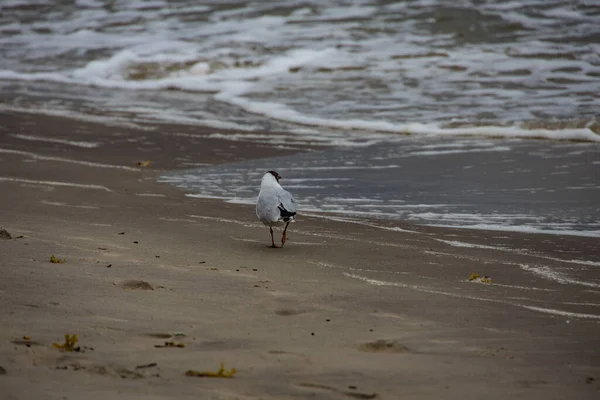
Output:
[
  {"xmin": 468, "ymin": 272, "xmax": 492, "ymax": 283},
  {"xmin": 53, "ymin": 334, "xmax": 78, "ymax": 351},
  {"xmin": 50, "ymin": 254, "xmax": 66, "ymax": 264},
  {"xmin": 468, "ymin": 272, "xmax": 479, "ymax": 281},
  {"xmin": 137, "ymin": 160, "xmax": 152, "ymax": 167},
  {"xmin": 186, "ymin": 362, "xmax": 236, "ymax": 378}
]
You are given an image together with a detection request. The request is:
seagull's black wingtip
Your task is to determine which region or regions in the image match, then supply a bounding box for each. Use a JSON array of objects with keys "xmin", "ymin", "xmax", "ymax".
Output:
[{"xmin": 278, "ymin": 206, "xmax": 296, "ymax": 221}]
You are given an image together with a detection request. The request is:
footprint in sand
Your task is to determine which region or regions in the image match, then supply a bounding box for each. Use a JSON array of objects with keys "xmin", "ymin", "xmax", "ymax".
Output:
[
  {"xmin": 57, "ymin": 362, "xmax": 147, "ymax": 379},
  {"xmin": 266, "ymin": 350, "xmax": 311, "ymax": 364},
  {"xmin": 297, "ymin": 383, "xmax": 378, "ymax": 399},
  {"xmin": 274, "ymin": 309, "xmax": 308, "ymax": 316},
  {"xmin": 90, "ymin": 365, "xmax": 146, "ymax": 379},
  {"xmin": 11, "ymin": 339, "xmax": 42, "ymax": 347},
  {"xmin": 116, "ymin": 280, "xmax": 154, "ymax": 290},
  {"xmin": 358, "ymin": 339, "xmax": 409, "ymax": 354}
]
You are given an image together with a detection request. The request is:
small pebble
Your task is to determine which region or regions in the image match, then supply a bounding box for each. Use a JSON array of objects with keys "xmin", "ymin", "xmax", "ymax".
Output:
[
  {"xmin": 311, "ymin": 332, "xmax": 315, "ymax": 336},
  {"xmin": 133, "ymin": 241, "xmax": 138, "ymax": 244},
  {"xmin": 106, "ymin": 264, "xmax": 112, "ymax": 268}
]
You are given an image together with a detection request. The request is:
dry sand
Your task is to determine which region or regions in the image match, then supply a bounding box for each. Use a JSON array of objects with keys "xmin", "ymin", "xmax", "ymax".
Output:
[{"xmin": 0, "ymin": 111, "xmax": 599, "ymax": 399}]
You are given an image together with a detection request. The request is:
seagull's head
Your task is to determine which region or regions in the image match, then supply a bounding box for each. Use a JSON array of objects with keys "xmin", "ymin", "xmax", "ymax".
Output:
[{"xmin": 267, "ymin": 170, "xmax": 281, "ymax": 183}]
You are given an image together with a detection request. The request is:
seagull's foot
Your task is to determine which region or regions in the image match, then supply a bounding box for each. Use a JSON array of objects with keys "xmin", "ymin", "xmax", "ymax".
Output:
[{"xmin": 281, "ymin": 233, "xmax": 287, "ymax": 247}]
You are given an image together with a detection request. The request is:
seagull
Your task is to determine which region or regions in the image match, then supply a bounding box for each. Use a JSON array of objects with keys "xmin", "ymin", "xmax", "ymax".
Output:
[{"xmin": 256, "ymin": 170, "xmax": 297, "ymax": 248}]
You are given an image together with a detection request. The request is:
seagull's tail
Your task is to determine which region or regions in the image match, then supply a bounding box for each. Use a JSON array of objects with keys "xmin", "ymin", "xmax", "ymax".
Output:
[{"xmin": 280, "ymin": 208, "xmax": 296, "ymax": 223}]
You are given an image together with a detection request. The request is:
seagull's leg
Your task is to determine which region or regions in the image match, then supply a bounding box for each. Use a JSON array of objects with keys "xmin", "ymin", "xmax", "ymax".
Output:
[
  {"xmin": 269, "ymin": 227, "xmax": 278, "ymax": 248},
  {"xmin": 281, "ymin": 221, "xmax": 290, "ymax": 247}
]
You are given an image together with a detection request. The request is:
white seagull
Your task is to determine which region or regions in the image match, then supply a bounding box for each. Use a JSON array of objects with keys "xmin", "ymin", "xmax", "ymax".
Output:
[{"xmin": 256, "ymin": 170, "xmax": 297, "ymax": 248}]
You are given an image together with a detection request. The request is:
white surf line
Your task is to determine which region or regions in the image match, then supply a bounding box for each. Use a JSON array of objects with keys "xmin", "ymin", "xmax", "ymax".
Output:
[
  {"xmin": 428, "ymin": 223, "xmax": 600, "ymax": 238},
  {"xmin": 555, "ymin": 259, "xmax": 600, "ymax": 267},
  {"xmin": 343, "ymin": 273, "xmax": 600, "ymax": 320},
  {"xmin": 491, "ymin": 283, "xmax": 556, "ymax": 292},
  {"xmin": 437, "ymin": 239, "xmax": 600, "ymax": 267},
  {"xmin": 0, "ymin": 177, "xmax": 111, "ymax": 191},
  {"xmin": 562, "ymin": 302, "xmax": 600, "ymax": 307},
  {"xmin": 302, "ymin": 212, "xmax": 419, "ymax": 234},
  {"xmin": 41, "ymin": 200, "xmax": 99, "ymax": 209},
  {"xmin": 297, "ymin": 230, "xmax": 361, "ymax": 243},
  {"xmin": 309, "ymin": 260, "xmax": 410, "ymax": 276},
  {"xmin": 303, "ymin": 229, "xmax": 420, "ymax": 249},
  {"xmin": 230, "ymin": 237, "xmax": 264, "ymax": 243},
  {"xmin": 520, "ymin": 305, "xmax": 600, "ymax": 320},
  {"xmin": 232, "ymin": 237, "xmax": 323, "ymax": 245},
  {"xmin": 185, "ymin": 213, "xmax": 363, "ymax": 239},
  {"xmin": 159, "ymin": 217, "xmax": 202, "ymax": 224},
  {"xmin": 187, "ymin": 214, "xmax": 262, "ymax": 228},
  {"xmin": 0, "ymin": 104, "xmax": 153, "ymax": 130},
  {"xmin": 403, "ymin": 146, "xmax": 511, "ymax": 157},
  {"xmin": 542, "ymin": 256, "xmax": 600, "ymax": 268},
  {"xmin": 135, "ymin": 193, "xmax": 167, "ymax": 197},
  {"xmin": 187, "ymin": 212, "xmax": 423, "ymax": 249},
  {"xmin": 424, "ymin": 249, "xmax": 483, "ymax": 262},
  {"xmin": 185, "ymin": 194, "xmax": 231, "ymax": 200},
  {"xmin": 186, "ymin": 213, "xmax": 416, "ymax": 248},
  {"xmin": 344, "ymin": 272, "xmax": 504, "ymax": 300},
  {"xmin": 518, "ymin": 264, "xmax": 600, "ymax": 289},
  {"xmin": 12, "ymin": 134, "xmax": 101, "ymax": 148},
  {"xmin": 0, "ymin": 148, "xmax": 140, "ymax": 171},
  {"xmin": 437, "ymin": 239, "xmax": 505, "ymax": 250}
]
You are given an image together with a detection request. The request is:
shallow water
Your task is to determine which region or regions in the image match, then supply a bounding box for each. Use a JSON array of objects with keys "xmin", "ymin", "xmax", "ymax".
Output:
[
  {"xmin": 161, "ymin": 137, "xmax": 600, "ymax": 237},
  {"xmin": 1, "ymin": 0, "xmax": 599, "ymax": 142},
  {"xmin": 1, "ymin": 1, "xmax": 599, "ymax": 234}
]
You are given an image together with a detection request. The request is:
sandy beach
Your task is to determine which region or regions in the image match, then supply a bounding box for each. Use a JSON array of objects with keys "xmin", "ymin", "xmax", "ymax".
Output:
[{"xmin": 1, "ymin": 110, "xmax": 599, "ymax": 399}]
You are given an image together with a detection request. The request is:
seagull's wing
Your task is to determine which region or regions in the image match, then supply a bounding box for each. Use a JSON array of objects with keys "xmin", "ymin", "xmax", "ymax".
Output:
[
  {"xmin": 257, "ymin": 190, "xmax": 281, "ymax": 223},
  {"xmin": 257, "ymin": 186, "xmax": 297, "ymax": 225},
  {"xmin": 277, "ymin": 189, "xmax": 297, "ymax": 216}
]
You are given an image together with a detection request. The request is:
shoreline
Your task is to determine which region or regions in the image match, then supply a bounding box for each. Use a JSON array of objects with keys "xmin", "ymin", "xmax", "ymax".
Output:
[{"xmin": 1, "ymin": 110, "xmax": 599, "ymax": 399}]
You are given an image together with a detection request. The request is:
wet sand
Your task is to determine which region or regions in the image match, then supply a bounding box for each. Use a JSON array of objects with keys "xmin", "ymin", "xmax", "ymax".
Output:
[{"xmin": 0, "ymin": 111, "xmax": 599, "ymax": 399}]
